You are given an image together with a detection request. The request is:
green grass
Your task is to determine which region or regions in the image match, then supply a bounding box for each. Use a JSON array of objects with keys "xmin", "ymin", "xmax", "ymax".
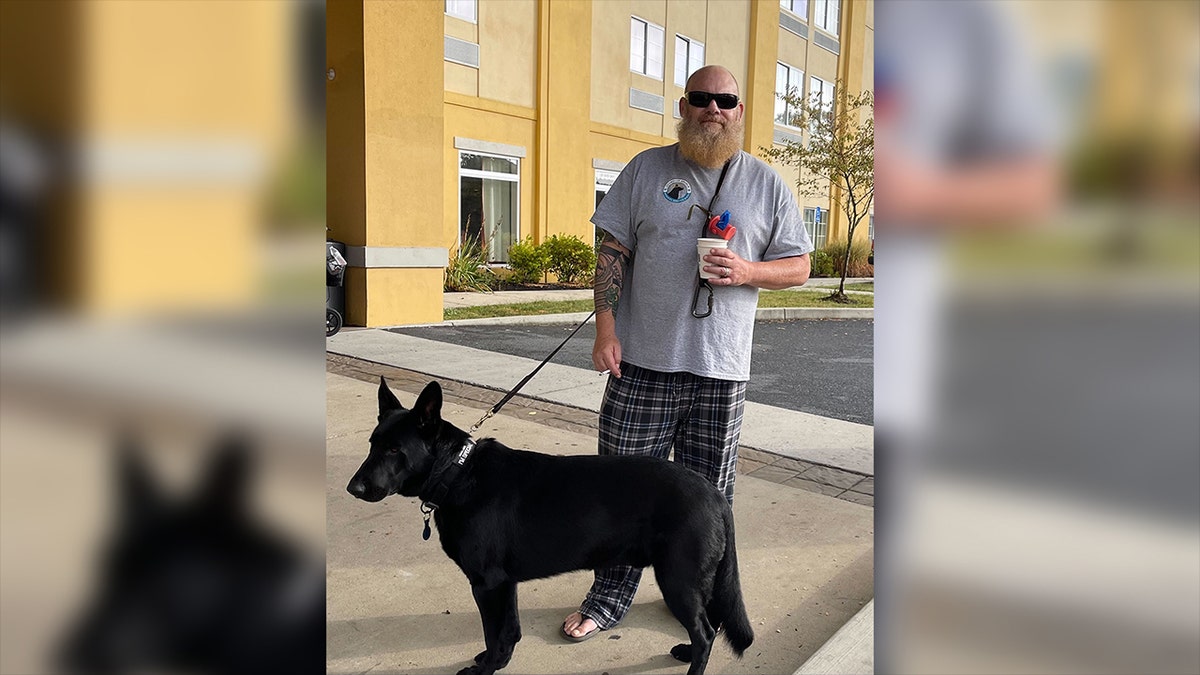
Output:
[
  {"xmin": 757, "ymin": 289, "xmax": 875, "ymax": 308},
  {"xmin": 445, "ymin": 299, "xmax": 595, "ymax": 321},
  {"xmin": 845, "ymin": 282, "xmax": 874, "ymax": 292},
  {"xmin": 443, "ymin": 289, "xmax": 872, "ymax": 320}
]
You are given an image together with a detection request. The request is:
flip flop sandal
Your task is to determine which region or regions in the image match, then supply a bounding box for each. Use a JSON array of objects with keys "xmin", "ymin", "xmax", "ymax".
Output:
[{"xmin": 560, "ymin": 618, "xmax": 603, "ymax": 643}]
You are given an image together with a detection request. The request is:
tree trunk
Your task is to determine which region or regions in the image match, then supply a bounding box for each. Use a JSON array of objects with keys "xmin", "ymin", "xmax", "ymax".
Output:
[{"xmin": 839, "ymin": 236, "xmax": 853, "ymax": 296}]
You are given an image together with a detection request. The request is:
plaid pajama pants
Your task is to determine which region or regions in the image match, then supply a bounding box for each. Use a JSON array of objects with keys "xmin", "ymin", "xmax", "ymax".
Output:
[{"xmin": 578, "ymin": 362, "xmax": 747, "ymax": 630}]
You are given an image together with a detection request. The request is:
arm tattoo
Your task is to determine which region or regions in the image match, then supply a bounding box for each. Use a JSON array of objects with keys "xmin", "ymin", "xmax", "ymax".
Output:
[{"xmin": 594, "ymin": 234, "xmax": 631, "ymax": 315}]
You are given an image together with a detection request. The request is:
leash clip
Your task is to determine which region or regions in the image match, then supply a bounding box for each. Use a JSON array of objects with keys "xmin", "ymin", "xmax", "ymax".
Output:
[
  {"xmin": 691, "ymin": 279, "xmax": 714, "ymax": 318},
  {"xmin": 420, "ymin": 502, "xmax": 436, "ymax": 540},
  {"xmin": 468, "ymin": 410, "xmax": 493, "ymax": 435}
]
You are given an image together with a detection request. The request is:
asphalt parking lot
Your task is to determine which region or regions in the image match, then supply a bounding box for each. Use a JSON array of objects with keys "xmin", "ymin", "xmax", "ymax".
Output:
[{"xmin": 391, "ymin": 319, "xmax": 874, "ymax": 425}]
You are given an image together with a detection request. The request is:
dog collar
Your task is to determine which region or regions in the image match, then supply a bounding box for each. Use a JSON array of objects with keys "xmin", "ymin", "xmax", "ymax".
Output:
[
  {"xmin": 453, "ymin": 438, "xmax": 476, "ymax": 466},
  {"xmin": 420, "ymin": 438, "xmax": 476, "ymax": 540}
]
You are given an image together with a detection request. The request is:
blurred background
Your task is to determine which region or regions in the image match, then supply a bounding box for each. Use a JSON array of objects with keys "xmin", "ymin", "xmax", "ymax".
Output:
[
  {"xmin": 0, "ymin": 1, "xmax": 326, "ymax": 673},
  {"xmin": 875, "ymin": 1, "xmax": 1198, "ymax": 674}
]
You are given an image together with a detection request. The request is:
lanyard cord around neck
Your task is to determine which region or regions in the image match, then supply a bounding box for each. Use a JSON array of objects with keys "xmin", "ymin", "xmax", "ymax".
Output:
[
  {"xmin": 692, "ymin": 158, "xmax": 732, "ymax": 318},
  {"xmin": 702, "ymin": 159, "xmax": 733, "ymax": 232}
]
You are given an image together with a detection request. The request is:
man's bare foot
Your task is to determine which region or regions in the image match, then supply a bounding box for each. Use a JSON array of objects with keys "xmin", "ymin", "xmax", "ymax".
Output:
[{"xmin": 561, "ymin": 611, "xmax": 601, "ymax": 641}]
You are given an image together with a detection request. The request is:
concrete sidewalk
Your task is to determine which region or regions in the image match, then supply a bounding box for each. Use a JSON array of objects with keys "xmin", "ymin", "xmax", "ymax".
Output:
[
  {"xmin": 326, "ymin": 294, "xmax": 875, "ymax": 674},
  {"xmin": 326, "ymin": 369, "xmax": 874, "ymax": 675},
  {"xmin": 330, "ymin": 282, "xmax": 874, "ymax": 673},
  {"xmin": 327, "ymin": 328, "xmax": 873, "ymax": 479}
]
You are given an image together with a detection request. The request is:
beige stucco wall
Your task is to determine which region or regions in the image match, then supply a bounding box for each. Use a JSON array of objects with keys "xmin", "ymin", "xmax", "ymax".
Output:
[
  {"xmin": 590, "ymin": 3, "xmax": 633, "ymax": 130},
  {"xmin": 348, "ymin": 0, "xmax": 446, "ymax": 326},
  {"xmin": 701, "ymin": 1, "xmax": 752, "ymax": 102},
  {"xmin": 479, "ymin": 0, "xmax": 537, "ymax": 109},
  {"xmin": 327, "ymin": 0, "xmax": 365, "ymax": 248},
  {"xmin": 79, "ymin": 1, "xmax": 289, "ymax": 312},
  {"xmin": 778, "ymin": 29, "xmax": 809, "ymax": 75}
]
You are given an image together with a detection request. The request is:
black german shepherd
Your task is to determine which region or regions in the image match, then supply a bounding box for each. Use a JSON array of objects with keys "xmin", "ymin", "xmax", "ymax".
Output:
[
  {"xmin": 346, "ymin": 378, "xmax": 754, "ymax": 675},
  {"xmin": 57, "ymin": 434, "xmax": 324, "ymax": 674}
]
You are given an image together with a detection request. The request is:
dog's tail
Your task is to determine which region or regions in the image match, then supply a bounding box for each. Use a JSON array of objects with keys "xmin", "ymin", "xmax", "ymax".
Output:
[{"xmin": 710, "ymin": 512, "xmax": 754, "ymax": 656}]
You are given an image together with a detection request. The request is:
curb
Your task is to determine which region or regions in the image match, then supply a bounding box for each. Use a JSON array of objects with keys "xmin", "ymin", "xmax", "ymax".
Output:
[
  {"xmin": 755, "ymin": 307, "xmax": 874, "ymax": 320},
  {"xmin": 793, "ymin": 600, "xmax": 874, "ymax": 675},
  {"xmin": 405, "ymin": 307, "xmax": 872, "ymax": 328}
]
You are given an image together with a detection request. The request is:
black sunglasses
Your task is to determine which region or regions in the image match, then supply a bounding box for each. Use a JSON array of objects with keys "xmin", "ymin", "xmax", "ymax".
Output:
[{"xmin": 685, "ymin": 91, "xmax": 739, "ymax": 110}]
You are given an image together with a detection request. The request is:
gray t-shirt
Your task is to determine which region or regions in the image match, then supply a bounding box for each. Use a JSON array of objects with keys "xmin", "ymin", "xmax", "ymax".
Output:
[{"xmin": 592, "ymin": 145, "xmax": 812, "ymax": 381}]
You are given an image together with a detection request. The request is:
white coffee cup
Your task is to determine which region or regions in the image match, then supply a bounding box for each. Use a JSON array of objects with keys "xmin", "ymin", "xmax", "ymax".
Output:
[{"xmin": 697, "ymin": 238, "xmax": 729, "ymax": 279}]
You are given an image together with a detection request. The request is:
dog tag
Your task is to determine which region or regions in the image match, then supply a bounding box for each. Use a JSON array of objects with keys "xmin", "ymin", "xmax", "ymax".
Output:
[{"xmin": 422, "ymin": 517, "xmax": 432, "ymax": 541}]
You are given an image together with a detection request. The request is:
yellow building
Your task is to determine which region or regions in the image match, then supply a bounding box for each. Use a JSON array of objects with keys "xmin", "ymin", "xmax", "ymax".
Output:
[
  {"xmin": 327, "ymin": 0, "xmax": 874, "ymax": 327},
  {"xmin": 0, "ymin": 1, "xmax": 302, "ymax": 315}
]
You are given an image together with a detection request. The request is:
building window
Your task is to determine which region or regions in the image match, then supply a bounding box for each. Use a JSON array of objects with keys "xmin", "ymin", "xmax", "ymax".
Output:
[
  {"xmin": 808, "ymin": 76, "xmax": 835, "ymax": 138},
  {"xmin": 810, "ymin": 75, "xmax": 835, "ymax": 108},
  {"xmin": 813, "ymin": 0, "xmax": 839, "ymax": 36},
  {"xmin": 630, "ymin": 17, "xmax": 664, "ymax": 80},
  {"xmin": 595, "ymin": 169, "xmax": 620, "ymax": 246},
  {"xmin": 869, "ymin": 213, "xmax": 874, "ymax": 240},
  {"xmin": 803, "ymin": 206, "xmax": 829, "ymax": 250},
  {"xmin": 595, "ymin": 169, "xmax": 618, "ymax": 210},
  {"xmin": 445, "ymin": 0, "xmax": 476, "ymax": 23},
  {"xmin": 674, "ymin": 35, "xmax": 705, "ymax": 88},
  {"xmin": 775, "ymin": 62, "xmax": 804, "ymax": 126},
  {"xmin": 780, "ymin": 0, "xmax": 807, "ymax": 21},
  {"xmin": 809, "ymin": 75, "xmax": 835, "ymax": 111},
  {"xmin": 459, "ymin": 151, "xmax": 519, "ymax": 264}
]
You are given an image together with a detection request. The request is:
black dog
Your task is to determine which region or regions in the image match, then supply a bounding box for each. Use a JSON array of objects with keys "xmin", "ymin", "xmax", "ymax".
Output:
[
  {"xmin": 347, "ymin": 378, "xmax": 754, "ymax": 675},
  {"xmin": 57, "ymin": 434, "xmax": 325, "ymax": 674}
]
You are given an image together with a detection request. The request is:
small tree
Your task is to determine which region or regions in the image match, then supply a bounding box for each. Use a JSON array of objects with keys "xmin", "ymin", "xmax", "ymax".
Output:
[{"xmin": 761, "ymin": 83, "xmax": 873, "ymax": 303}]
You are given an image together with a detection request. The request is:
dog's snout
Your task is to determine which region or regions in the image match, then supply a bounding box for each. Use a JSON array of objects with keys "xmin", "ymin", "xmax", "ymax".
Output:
[{"xmin": 347, "ymin": 477, "xmax": 366, "ymax": 498}]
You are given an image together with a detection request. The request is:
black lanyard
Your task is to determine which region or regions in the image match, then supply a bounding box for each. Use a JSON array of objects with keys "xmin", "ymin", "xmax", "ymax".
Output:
[{"xmin": 691, "ymin": 159, "xmax": 732, "ymax": 318}]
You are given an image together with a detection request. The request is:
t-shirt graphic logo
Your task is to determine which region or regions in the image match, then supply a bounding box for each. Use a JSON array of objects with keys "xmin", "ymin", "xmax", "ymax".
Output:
[{"xmin": 662, "ymin": 179, "xmax": 692, "ymax": 203}]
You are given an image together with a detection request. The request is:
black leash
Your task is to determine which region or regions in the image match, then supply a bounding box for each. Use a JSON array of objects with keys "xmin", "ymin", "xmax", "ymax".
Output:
[
  {"xmin": 421, "ymin": 306, "xmax": 596, "ymax": 542},
  {"xmin": 467, "ymin": 310, "xmax": 597, "ymax": 433},
  {"xmin": 691, "ymin": 159, "xmax": 733, "ymax": 318}
]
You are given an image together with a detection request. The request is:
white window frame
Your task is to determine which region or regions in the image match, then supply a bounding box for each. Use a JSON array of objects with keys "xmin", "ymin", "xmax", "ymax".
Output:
[
  {"xmin": 595, "ymin": 169, "xmax": 619, "ymax": 206},
  {"xmin": 458, "ymin": 150, "xmax": 521, "ymax": 264},
  {"xmin": 803, "ymin": 206, "xmax": 829, "ymax": 250},
  {"xmin": 813, "ymin": 0, "xmax": 839, "ymax": 36},
  {"xmin": 445, "ymin": 0, "xmax": 476, "ymax": 24},
  {"xmin": 775, "ymin": 62, "xmax": 804, "ymax": 128},
  {"xmin": 809, "ymin": 76, "xmax": 835, "ymax": 112},
  {"xmin": 630, "ymin": 16, "xmax": 665, "ymax": 80},
  {"xmin": 808, "ymin": 76, "xmax": 835, "ymax": 139},
  {"xmin": 780, "ymin": 0, "xmax": 808, "ymax": 22},
  {"xmin": 674, "ymin": 34, "xmax": 705, "ymax": 88},
  {"xmin": 595, "ymin": 168, "xmax": 620, "ymax": 245}
]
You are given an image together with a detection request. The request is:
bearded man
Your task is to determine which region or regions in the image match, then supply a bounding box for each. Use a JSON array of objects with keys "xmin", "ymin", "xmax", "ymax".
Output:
[{"xmin": 562, "ymin": 65, "xmax": 813, "ymax": 643}]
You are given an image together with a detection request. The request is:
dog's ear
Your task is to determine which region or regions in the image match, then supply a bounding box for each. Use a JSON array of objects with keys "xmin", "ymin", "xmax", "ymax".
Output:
[
  {"xmin": 197, "ymin": 433, "xmax": 252, "ymax": 518},
  {"xmin": 414, "ymin": 381, "xmax": 443, "ymax": 425},
  {"xmin": 378, "ymin": 376, "xmax": 405, "ymax": 421},
  {"xmin": 115, "ymin": 433, "xmax": 162, "ymax": 519}
]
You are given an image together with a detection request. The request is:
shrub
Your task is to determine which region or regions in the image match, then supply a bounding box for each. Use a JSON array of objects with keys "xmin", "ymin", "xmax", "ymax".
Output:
[
  {"xmin": 823, "ymin": 240, "xmax": 874, "ymax": 278},
  {"xmin": 542, "ymin": 234, "xmax": 597, "ymax": 286},
  {"xmin": 506, "ymin": 236, "xmax": 550, "ymax": 284},
  {"xmin": 809, "ymin": 249, "xmax": 836, "ymax": 277},
  {"xmin": 444, "ymin": 236, "xmax": 498, "ymax": 292}
]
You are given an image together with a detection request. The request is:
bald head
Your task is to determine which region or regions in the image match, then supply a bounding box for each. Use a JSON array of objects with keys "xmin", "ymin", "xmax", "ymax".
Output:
[{"xmin": 684, "ymin": 66, "xmax": 740, "ymax": 97}]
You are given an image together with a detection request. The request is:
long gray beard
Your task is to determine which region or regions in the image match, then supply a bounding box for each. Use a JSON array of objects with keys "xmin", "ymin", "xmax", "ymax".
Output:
[{"xmin": 677, "ymin": 117, "xmax": 744, "ymax": 168}]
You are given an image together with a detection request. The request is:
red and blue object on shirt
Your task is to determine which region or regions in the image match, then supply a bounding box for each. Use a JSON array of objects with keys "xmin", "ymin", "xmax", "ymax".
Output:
[{"xmin": 707, "ymin": 210, "xmax": 736, "ymax": 240}]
